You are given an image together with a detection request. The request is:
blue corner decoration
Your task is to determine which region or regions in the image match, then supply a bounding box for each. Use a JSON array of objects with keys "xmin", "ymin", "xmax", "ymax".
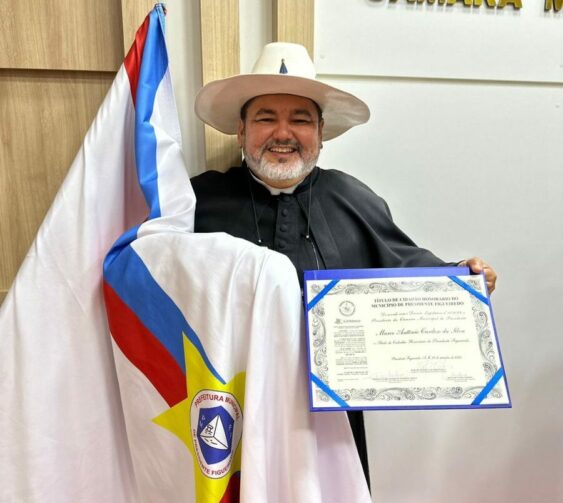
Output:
[
  {"xmin": 448, "ymin": 275, "xmax": 489, "ymax": 305},
  {"xmin": 471, "ymin": 367, "xmax": 505, "ymax": 405},
  {"xmin": 279, "ymin": 58, "xmax": 288, "ymax": 74},
  {"xmin": 306, "ymin": 279, "xmax": 339, "ymax": 312},
  {"xmin": 311, "ymin": 373, "xmax": 349, "ymax": 408}
]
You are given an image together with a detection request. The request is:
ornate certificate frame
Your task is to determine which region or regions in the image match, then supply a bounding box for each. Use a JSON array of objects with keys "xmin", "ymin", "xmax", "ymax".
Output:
[{"xmin": 304, "ymin": 267, "xmax": 511, "ymax": 411}]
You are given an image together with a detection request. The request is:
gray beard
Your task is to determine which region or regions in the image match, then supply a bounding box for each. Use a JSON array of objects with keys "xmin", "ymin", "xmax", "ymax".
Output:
[{"xmin": 244, "ymin": 151, "xmax": 317, "ymax": 184}]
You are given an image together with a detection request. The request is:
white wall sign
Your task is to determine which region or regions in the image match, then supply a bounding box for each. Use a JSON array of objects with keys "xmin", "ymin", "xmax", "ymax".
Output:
[{"xmin": 316, "ymin": 0, "xmax": 563, "ymax": 83}]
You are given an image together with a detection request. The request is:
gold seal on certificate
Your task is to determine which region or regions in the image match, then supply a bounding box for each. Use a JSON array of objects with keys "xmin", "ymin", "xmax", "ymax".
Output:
[{"xmin": 304, "ymin": 267, "xmax": 511, "ymax": 411}]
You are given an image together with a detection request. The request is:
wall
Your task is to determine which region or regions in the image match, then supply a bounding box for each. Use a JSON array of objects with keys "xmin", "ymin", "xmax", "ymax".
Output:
[
  {"xmin": 314, "ymin": 1, "xmax": 563, "ymax": 501},
  {"xmin": 0, "ymin": 0, "xmax": 155, "ymax": 305}
]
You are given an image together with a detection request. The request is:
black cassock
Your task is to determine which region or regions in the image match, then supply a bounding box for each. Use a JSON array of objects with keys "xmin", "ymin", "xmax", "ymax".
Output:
[{"xmin": 191, "ymin": 163, "xmax": 450, "ymax": 487}]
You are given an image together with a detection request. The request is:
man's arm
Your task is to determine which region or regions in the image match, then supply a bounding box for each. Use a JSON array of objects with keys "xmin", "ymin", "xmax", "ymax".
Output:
[{"xmin": 321, "ymin": 170, "xmax": 499, "ymax": 293}]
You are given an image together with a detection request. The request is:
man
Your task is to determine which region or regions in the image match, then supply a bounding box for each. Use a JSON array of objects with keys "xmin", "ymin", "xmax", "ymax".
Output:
[{"xmin": 190, "ymin": 42, "xmax": 497, "ymax": 486}]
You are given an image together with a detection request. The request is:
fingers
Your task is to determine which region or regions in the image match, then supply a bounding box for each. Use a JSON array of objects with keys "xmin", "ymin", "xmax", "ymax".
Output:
[
  {"xmin": 482, "ymin": 263, "xmax": 497, "ymax": 294},
  {"xmin": 459, "ymin": 257, "xmax": 497, "ymax": 294}
]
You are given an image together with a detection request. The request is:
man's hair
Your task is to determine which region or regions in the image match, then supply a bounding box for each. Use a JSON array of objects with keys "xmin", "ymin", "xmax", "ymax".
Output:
[{"xmin": 240, "ymin": 96, "xmax": 323, "ymax": 124}]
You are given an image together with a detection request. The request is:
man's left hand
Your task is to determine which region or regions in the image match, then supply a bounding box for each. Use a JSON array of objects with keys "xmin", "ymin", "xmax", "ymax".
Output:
[{"xmin": 458, "ymin": 257, "xmax": 497, "ymax": 294}]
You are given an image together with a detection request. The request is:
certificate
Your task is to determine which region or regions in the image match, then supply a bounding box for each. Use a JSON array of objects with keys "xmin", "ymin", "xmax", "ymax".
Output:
[{"xmin": 303, "ymin": 267, "xmax": 511, "ymax": 411}]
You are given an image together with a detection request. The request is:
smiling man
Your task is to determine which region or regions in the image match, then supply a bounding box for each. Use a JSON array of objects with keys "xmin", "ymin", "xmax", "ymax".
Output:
[
  {"xmin": 238, "ymin": 94, "xmax": 323, "ymax": 189},
  {"xmin": 190, "ymin": 42, "xmax": 496, "ymax": 488}
]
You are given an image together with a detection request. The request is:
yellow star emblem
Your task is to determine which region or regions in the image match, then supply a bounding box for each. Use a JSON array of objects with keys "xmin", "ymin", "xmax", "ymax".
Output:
[{"xmin": 153, "ymin": 333, "xmax": 245, "ymax": 502}]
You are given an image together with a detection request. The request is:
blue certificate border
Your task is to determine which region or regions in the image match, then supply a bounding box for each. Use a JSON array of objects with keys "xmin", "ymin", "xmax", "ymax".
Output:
[{"xmin": 303, "ymin": 267, "xmax": 512, "ymax": 412}]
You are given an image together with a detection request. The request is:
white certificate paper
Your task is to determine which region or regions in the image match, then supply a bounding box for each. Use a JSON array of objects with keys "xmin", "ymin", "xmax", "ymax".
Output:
[{"xmin": 304, "ymin": 267, "xmax": 511, "ymax": 411}]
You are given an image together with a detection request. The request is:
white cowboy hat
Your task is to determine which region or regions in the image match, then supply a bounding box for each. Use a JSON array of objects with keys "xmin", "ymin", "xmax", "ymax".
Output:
[{"xmin": 194, "ymin": 42, "xmax": 370, "ymax": 141}]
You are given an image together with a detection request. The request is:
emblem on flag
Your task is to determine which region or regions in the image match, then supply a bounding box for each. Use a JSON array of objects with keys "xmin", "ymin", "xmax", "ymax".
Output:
[{"xmin": 192, "ymin": 390, "xmax": 243, "ymax": 478}]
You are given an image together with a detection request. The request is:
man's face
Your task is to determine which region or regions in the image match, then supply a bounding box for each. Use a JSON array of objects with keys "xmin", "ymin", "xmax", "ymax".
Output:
[{"xmin": 237, "ymin": 94, "xmax": 324, "ymax": 189}]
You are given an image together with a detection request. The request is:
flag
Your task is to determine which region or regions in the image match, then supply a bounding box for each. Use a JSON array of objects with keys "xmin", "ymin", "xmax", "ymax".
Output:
[{"xmin": 0, "ymin": 5, "xmax": 371, "ymax": 502}]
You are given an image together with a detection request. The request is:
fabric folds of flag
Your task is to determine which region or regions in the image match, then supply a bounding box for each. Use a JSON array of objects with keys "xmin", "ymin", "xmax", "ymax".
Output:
[{"xmin": 1, "ymin": 4, "xmax": 371, "ymax": 502}]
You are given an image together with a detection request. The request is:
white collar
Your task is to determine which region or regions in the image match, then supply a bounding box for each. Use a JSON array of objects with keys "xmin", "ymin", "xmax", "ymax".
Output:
[{"xmin": 249, "ymin": 171, "xmax": 301, "ymax": 195}]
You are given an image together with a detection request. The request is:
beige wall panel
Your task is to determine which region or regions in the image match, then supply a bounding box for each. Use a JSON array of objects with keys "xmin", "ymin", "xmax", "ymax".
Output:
[
  {"xmin": 273, "ymin": 0, "xmax": 314, "ymax": 59},
  {"xmin": 121, "ymin": 0, "xmax": 159, "ymax": 53},
  {"xmin": 200, "ymin": 0, "xmax": 241, "ymax": 171},
  {"xmin": 0, "ymin": 0, "xmax": 123, "ymax": 71},
  {"xmin": 0, "ymin": 69, "xmax": 113, "ymax": 297},
  {"xmin": 203, "ymin": 128, "xmax": 242, "ymax": 172}
]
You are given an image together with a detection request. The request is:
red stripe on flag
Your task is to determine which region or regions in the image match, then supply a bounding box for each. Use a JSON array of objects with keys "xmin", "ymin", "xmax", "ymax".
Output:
[
  {"xmin": 220, "ymin": 472, "xmax": 240, "ymax": 503},
  {"xmin": 124, "ymin": 14, "xmax": 150, "ymax": 107},
  {"xmin": 103, "ymin": 281, "xmax": 187, "ymax": 407}
]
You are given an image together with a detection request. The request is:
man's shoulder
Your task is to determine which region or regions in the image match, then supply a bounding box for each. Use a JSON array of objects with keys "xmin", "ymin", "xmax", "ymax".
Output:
[
  {"xmin": 318, "ymin": 167, "xmax": 369, "ymax": 187},
  {"xmin": 317, "ymin": 167, "xmax": 381, "ymax": 199},
  {"xmin": 190, "ymin": 166, "xmax": 246, "ymax": 195},
  {"xmin": 315, "ymin": 167, "xmax": 392, "ymax": 217}
]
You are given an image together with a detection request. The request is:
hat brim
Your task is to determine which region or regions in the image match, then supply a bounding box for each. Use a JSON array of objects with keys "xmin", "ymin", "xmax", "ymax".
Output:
[{"xmin": 194, "ymin": 74, "xmax": 370, "ymax": 141}]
